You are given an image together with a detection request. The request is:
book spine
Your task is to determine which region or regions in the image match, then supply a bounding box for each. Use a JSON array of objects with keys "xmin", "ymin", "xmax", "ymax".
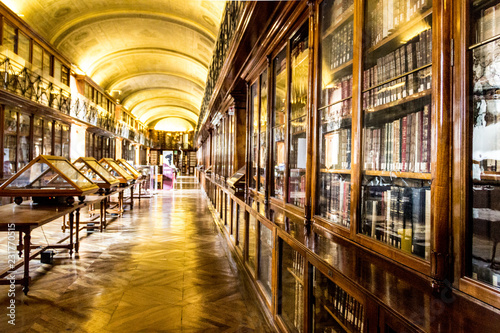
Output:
[
  {"xmin": 421, "ymin": 105, "xmax": 430, "ymax": 173},
  {"xmin": 401, "ymin": 116, "xmax": 408, "ymax": 172}
]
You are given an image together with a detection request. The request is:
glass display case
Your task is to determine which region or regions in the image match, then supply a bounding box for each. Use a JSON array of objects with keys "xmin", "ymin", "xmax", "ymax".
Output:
[
  {"xmin": 288, "ymin": 22, "xmax": 309, "ymax": 208},
  {"xmin": 468, "ymin": 0, "xmax": 500, "ymax": 289},
  {"xmin": 258, "ymin": 221, "xmax": 273, "ymax": 301},
  {"xmin": 99, "ymin": 158, "xmax": 134, "ymax": 184},
  {"xmin": 0, "ymin": 155, "xmax": 99, "ymax": 203},
  {"xmin": 3, "ymin": 109, "xmax": 17, "ymax": 179},
  {"xmin": 117, "ymin": 158, "xmax": 142, "ymax": 180},
  {"xmin": 312, "ymin": 267, "xmax": 365, "ymax": 333},
  {"xmin": 73, "ymin": 157, "xmax": 120, "ymax": 192},
  {"xmin": 359, "ymin": 0, "xmax": 433, "ymax": 259},
  {"xmin": 278, "ymin": 239, "xmax": 305, "ymax": 333},
  {"xmin": 317, "ymin": 0, "xmax": 354, "ymax": 228},
  {"xmin": 272, "ymin": 48, "xmax": 287, "ymax": 199}
]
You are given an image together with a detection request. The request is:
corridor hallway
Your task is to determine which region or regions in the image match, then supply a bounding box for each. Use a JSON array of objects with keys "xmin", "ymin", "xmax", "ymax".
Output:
[{"xmin": 0, "ymin": 177, "xmax": 274, "ymax": 332}]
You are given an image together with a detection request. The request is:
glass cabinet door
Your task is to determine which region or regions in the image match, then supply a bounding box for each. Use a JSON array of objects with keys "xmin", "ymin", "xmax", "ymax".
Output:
[
  {"xmin": 43, "ymin": 120, "xmax": 53, "ymax": 155},
  {"xmin": 278, "ymin": 239, "xmax": 305, "ymax": 333},
  {"xmin": 272, "ymin": 49, "xmax": 287, "ymax": 199},
  {"xmin": 3, "ymin": 109, "xmax": 17, "ymax": 178},
  {"xmin": 317, "ymin": 0, "xmax": 354, "ymax": 228},
  {"xmin": 248, "ymin": 215, "xmax": 257, "ymax": 270},
  {"xmin": 288, "ymin": 22, "xmax": 309, "ymax": 208},
  {"xmin": 312, "ymin": 267, "xmax": 365, "ymax": 333},
  {"xmin": 237, "ymin": 205, "xmax": 246, "ymax": 254},
  {"xmin": 54, "ymin": 122, "xmax": 62, "ymax": 156},
  {"xmin": 258, "ymin": 222, "xmax": 273, "ymax": 301},
  {"xmin": 18, "ymin": 113, "xmax": 31, "ymax": 171},
  {"xmin": 62, "ymin": 124, "xmax": 70, "ymax": 159},
  {"xmin": 33, "ymin": 116, "xmax": 43, "ymax": 158},
  {"xmin": 250, "ymin": 83, "xmax": 259, "ymax": 189},
  {"xmin": 468, "ymin": 0, "xmax": 500, "ymax": 289},
  {"xmin": 259, "ymin": 70, "xmax": 268, "ymax": 193},
  {"xmin": 360, "ymin": 0, "xmax": 433, "ymax": 260}
]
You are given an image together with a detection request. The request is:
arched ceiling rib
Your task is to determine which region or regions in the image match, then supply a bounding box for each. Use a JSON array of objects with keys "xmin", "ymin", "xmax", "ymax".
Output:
[{"xmin": 4, "ymin": 0, "xmax": 226, "ymax": 127}]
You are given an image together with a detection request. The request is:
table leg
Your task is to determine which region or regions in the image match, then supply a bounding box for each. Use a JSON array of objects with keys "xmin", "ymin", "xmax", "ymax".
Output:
[
  {"xmin": 103, "ymin": 197, "xmax": 107, "ymax": 228},
  {"xmin": 18, "ymin": 231, "xmax": 23, "ymax": 257},
  {"xmin": 100, "ymin": 199, "xmax": 104, "ymax": 232},
  {"xmin": 130, "ymin": 186, "xmax": 134, "ymax": 210},
  {"xmin": 69, "ymin": 211, "xmax": 74, "ymax": 255},
  {"xmin": 119, "ymin": 191, "xmax": 124, "ymax": 217},
  {"xmin": 23, "ymin": 229, "xmax": 31, "ymax": 295},
  {"xmin": 75, "ymin": 208, "xmax": 80, "ymax": 253}
]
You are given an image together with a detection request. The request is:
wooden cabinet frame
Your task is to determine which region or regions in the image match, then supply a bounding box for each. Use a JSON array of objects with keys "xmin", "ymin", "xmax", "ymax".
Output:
[{"xmin": 452, "ymin": 0, "xmax": 500, "ymax": 309}]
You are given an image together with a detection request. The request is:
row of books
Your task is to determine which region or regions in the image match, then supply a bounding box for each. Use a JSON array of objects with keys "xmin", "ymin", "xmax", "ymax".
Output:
[
  {"xmin": 475, "ymin": 2, "xmax": 500, "ymax": 44},
  {"xmin": 331, "ymin": 0, "xmax": 354, "ymax": 25},
  {"xmin": 322, "ymin": 74, "xmax": 353, "ymax": 114},
  {"xmin": 291, "ymin": 249, "xmax": 305, "ymax": 279},
  {"xmin": 363, "ymin": 66, "xmax": 431, "ymax": 110},
  {"xmin": 318, "ymin": 173, "xmax": 351, "ymax": 228},
  {"xmin": 364, "ymin": 105, "xmax": 431, "ymax": 173},
  {"xmin": 328, "ymin": 20, "xmax": 354, "ymax": 71},
  {"xmin": 365, "ymin": 29, "xmax": 432, "ymax": 88},
  {"xmin": 317, "ymin": 273, "xmax": 364, "ymax": 332},
  {"xmin": 363, "ymin": 30, "xmax": 432, "ymax": 109},
  {"xmin": 323, "ymin": 128, "xmax": 352, "ymax": 170},
  {"xmin": 365, "ymin": 0, "xmax": 431, "ymax": 48},
  {"xmin": 361, "ymin": 184, "xmax": 430, "ymax": 259}
]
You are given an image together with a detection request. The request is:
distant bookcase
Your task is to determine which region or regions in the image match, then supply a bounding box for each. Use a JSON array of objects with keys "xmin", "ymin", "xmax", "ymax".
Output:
[
  {"xmin": 360, "ymin": 0, "xmax": 433, "ymax": 260},
  {"xmin": 316, "ymin": 0, "xmax": 354, "ymax": 229}
]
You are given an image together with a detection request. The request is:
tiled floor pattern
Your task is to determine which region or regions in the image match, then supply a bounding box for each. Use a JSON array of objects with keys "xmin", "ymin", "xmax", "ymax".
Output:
[{"xmin": 0, "ymin": 177, "xmax": 274, "ymax": 332}]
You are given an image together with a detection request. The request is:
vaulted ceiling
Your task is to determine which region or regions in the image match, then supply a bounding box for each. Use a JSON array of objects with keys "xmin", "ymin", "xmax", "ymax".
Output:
[{"xmin": 1, "ymin": 0, "xmax": 225, "ymax": 130}]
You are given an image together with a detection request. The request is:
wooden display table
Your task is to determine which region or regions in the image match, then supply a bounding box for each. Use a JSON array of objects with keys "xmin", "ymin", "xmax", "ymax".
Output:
[{"xmin": 0, "ymin": 201, "xmax": 84, "ymax": 294}]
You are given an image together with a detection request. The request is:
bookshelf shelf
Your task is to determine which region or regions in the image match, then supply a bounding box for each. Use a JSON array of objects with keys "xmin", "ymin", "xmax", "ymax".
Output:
[
  {"xmin": 478, "ymin": 172, "xmax": 500, "ymax": 182},
  {"xmin": 320, "ymin": 169, "xmax": 351, "ymax": 175},
  {"xmin": 366, "ymin": 7, "xmax": 433, "ymax": 58},
  {"xmin": 330, "ymin": 60, "xmax": 353, "ymax": 79},
  {"xmin": 364, "ymin": 170, "xmax": 431, "ymax": 180},
  {"xmin": 365, "ymin": 89, "xmax": 431, "ymax": 114},
  {"xmin": 322, "ymin": 5, "xmax": 354, "ymax": 40}
]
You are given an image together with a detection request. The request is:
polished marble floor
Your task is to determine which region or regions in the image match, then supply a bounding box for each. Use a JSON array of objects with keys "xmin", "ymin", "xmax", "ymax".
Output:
[{"xmin": 0, "ymin": 177, "xmax": 274, "ymax": 332}]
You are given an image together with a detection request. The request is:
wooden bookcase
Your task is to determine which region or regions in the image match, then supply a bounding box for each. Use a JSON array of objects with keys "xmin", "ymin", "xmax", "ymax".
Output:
[
  {"xmin": 453, "ymin": 0, "xmax": 500, "ymax": 309},
  {"xmin": 198, "ymin": 0, "xmax": 500, "ymax": 330}
]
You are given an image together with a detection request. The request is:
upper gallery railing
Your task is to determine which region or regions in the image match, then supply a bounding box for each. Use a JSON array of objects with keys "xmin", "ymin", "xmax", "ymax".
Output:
[
  {"xmin": 195, "ymin": 1, "xmax": 244, "ymax": 135},
  {"xmin": 0, "ymin": 54, "xmax": 148, "ymax": 146}
]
